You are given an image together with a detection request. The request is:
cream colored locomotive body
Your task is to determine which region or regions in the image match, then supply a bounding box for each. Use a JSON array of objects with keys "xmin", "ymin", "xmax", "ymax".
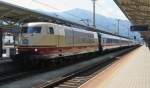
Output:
[{"xmin": 17, "ymin": 22, "xmax": 99, "ymax": 58}]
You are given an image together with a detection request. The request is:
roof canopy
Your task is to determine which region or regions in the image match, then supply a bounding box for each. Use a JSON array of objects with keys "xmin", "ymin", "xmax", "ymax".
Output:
[
  {"xmin": 0, "ymin": 1, "xmax": 89, "ymax": 30},
  {"xmin": 114, "ymin": 0, "xmax": 150, "ymax": 40}
]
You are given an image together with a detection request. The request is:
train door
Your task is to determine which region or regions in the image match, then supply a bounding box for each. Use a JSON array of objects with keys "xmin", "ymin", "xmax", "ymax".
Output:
[
  {"xmin": 54, "ymin": 25, "xmax": 64, "ymax": 57},
  {"xmin": 97, "ymin": 33, "xmax": 103, "ymax": 52}
]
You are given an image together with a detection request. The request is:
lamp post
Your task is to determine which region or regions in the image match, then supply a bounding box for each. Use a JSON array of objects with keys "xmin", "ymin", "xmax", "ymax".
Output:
[{"xmin": 92, "ymin": 0, "xmax": 97, "ymax": 29}]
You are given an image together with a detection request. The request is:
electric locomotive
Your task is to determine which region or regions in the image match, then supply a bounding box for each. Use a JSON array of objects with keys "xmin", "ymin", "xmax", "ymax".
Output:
[
  {"xmin": 15, "ymin": 22, "xmax": 99, "ymax": 60},
  {"xmin": 13, "ymin": 22, "xmax": 137, "ymax": 61}
]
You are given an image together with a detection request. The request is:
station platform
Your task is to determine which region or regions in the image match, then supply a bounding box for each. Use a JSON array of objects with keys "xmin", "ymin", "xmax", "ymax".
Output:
[{"xmin": 80, "ymin": 45, "xmax": 150, "ymax": 88}]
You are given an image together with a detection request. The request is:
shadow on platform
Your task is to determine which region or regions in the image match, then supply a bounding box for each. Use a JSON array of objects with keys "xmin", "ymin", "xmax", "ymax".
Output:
[
  {"xmin": 148, "ymin": 46, "xmax": 150, "ymax": 50},
  {"xmin": 146, "ymin": 43, "xmax": 150, "ymax": 50}
]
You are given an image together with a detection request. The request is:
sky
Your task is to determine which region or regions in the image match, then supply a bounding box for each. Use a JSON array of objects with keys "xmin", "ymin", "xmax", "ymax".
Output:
[
  {"xmin": 0, "ymin": 0, "xmax": 128, "ymax": 20},
  {"xmin": 0, "ymin": 0, "xmax": 142, "ymax": 40}
]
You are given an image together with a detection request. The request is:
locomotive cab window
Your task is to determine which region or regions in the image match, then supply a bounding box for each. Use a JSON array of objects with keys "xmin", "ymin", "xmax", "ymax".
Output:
[
  {"xmin": 22, "ymin": 27, "xmax": 41, "ymax": 33},
  {"xmin": 49, "ymin": 27, "xmax": 54, "ymax": 34}
]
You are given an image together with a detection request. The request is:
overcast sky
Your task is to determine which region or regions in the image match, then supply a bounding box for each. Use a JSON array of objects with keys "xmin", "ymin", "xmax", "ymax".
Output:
[{"xmin": 1, "ymin": 0, "xmax": 128, "ymax": 20}]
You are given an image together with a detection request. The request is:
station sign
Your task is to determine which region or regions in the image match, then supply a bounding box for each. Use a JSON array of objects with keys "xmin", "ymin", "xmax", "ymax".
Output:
[{"xmin": 130, "ymin": 25, "xmax": 148, "ymax": 31}]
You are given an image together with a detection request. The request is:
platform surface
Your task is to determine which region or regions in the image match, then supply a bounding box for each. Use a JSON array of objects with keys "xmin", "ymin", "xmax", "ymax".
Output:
[{"xmin": 80, "ymin": 45, "xmax": 150, "ymax": 88}]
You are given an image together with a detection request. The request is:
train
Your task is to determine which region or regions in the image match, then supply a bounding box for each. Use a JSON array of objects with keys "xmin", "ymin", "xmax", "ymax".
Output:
[{"xmin": 12, "ymin": 22, "xmax": 139, "ymax": 61}]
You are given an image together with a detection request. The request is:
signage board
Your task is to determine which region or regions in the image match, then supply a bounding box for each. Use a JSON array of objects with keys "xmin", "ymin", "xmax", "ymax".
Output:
[{"xmin": 130, "ymin": 25, "xmax": 148, "ymax": 31}]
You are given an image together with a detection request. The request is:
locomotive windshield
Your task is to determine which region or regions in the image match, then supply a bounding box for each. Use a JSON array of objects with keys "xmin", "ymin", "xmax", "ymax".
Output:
[{"xmin": 22, "ymin": 26, "xmax": 41, "ymax": 33}]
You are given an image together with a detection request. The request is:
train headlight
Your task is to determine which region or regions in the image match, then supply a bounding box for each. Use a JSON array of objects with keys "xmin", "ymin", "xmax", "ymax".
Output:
[
  {"xmin": 16, "ymin": 48, "xmax": 18, "ymax": 51},
  {"xmin": 34, "ymin": 48, "xmax": 38, "ymax": 52},
  {"xmin": 16, "ymin": 48, "xmax": 19, "ymax": 54}
]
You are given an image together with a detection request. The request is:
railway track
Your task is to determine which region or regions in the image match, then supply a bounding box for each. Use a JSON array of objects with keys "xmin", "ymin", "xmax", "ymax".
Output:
[
  {"xmin": 39, "ymin": 59, "xmax": 115, "ymax": 88},
  {"xmin": 0, "ymin": 55, "xmax": 97, "ymax": 85},
  {"xmin": 0, "ymin": 46, "xmax": 139, "ymax": 88},
  {"xmin": 37, "ymin": 46, "xmax": 137, "ymax": 88},
  {"xmin": 0, "ymin": 68, "xmax": 40, "ymax": 85}
]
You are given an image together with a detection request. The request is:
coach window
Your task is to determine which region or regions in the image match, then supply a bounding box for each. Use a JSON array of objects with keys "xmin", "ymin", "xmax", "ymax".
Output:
[{"xmin": 49, "ymin": 27, "xmax": 54, "ymax": 34}]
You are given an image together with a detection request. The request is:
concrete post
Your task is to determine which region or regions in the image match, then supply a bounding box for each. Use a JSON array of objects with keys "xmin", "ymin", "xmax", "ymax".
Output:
[{"xmin": 92, "ymin": 0, "xmax": 97, "ymax": 29}]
